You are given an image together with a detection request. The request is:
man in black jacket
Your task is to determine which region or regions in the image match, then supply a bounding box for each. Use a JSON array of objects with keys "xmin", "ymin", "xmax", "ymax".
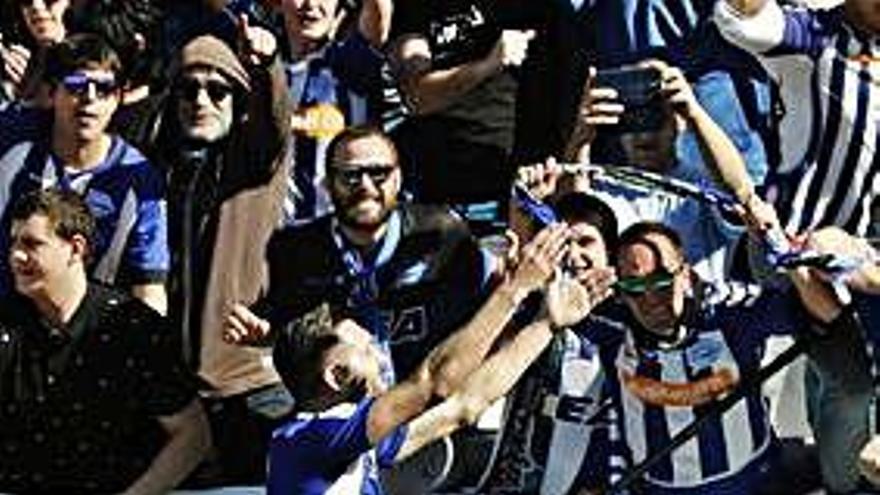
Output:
[{"xmin": 226, "ymin": 125, "xmax": 490, "ymax": 384}]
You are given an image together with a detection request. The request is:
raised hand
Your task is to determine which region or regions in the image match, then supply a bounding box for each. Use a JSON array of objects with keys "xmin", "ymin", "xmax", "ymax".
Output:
[
  {"xmin": 546, "ymin": 267, "xmax": 616, "ymax": 329},
  {"xmin": 567, "ymin": 66, "xmax": 626, "ymax": 160},
  {"xmin": 508, "ymin": 223, "xmax": 569, "ymax": 295},
  {"xmin": 735, "ymin": 193, "xmax": 783, "ymax": 238},
  {"xmin": 516, "ymin": 157, "xmax": 564, "ymax": 201},
  {"xmin": 237, "ymin": 14, "xmax": 278, "ymax": 67},
  {"xmin": 490, "ymin": 29, "xmax": 535, "ymax": 69},
  {"xmin": 0, "ymin": 40, "xmax": 30, "ymax": 88},
  {"xmin": 578, "ymin": 68, "xmax": 626, "ymax": 127},
  {"xmin": 631, "ymin": 59, "xmax": 697, "ymax": 120}
]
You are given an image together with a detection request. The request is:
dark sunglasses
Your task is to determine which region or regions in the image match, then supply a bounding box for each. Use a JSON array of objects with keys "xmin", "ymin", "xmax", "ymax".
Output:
[
  {"xmin": 614, "ymin": 269, "xmax": 677, "ymax": 297},
  {"xmin": 329, "ymin": 164, "xmax": 396, "ymax": 188},
  {"xmin": 177, "ymin": 79, "xmax": 234, "ymax": 104},
  {"xmin": 60, "ymin": 72, "xmax": 118, "ymax": 99}
]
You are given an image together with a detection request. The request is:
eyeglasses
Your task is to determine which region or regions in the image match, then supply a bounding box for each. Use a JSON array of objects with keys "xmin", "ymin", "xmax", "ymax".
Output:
[
  {"xmin": 614, "ymin": 268, "xmax": 679, "ymax": 297},
  {"xmin": 60, "ymin": 72, "xmax": 118, "ymax": 99},
  {"xmin": 329, "ymin": 164, "xmax": 396, "ymax": 188},
  {"xmin": 177, "ymin": 79, "xmax": 234, "ymax": 105}
]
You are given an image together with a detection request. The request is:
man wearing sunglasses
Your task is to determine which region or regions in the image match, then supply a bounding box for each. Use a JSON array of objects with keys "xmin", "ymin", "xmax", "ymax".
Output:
[
  {"xmin": 0, "ymin": 34, "xmax": 169, "ymax": 315},
  {"xmin": 278, "ymin": 0, "xmax": 396, "ymax": 225},
  {"xmin": 226, "ymin": 125, "xmax": 489, "ymax": 393},
  {"xmin": 148, "ymin": 19, "xmax": 295, "ymax": 487},
  {"xmin": 567, "ymin": 221, "xmax": 845, "ymax": 494},
  {"xmin": 225, "ymin": 125, "xmax": 490, "ymax": 489}
]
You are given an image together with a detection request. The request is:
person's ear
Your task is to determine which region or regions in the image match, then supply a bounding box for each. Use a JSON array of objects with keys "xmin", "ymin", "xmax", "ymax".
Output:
[
  {"xmin": 322, "ymin": 361, "xmax": 351, "ymax": 393},
  {"xmin": 67, "ymin": 233, "xmax": 89, "ymax": 264},
  {"xmin": 388, "ymin": 166, "xmax": 402, "ymax": 192}
]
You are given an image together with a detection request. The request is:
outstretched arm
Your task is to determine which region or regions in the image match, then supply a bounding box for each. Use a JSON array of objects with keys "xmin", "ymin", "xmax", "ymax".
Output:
[
  {"xmin": 643, "ymin": 60, "xmax": 779, "ymax": 230},
  {"xmin": 807, "ymin": 227, "xmax": 880, "ymax": 295},
  {"xmin": 394, "ymin": 267, "xmax": 615, "ymax": 460},
  {"xmin": 394, "ymin": 318, "xmax": 555, "ymax": 461},
  {"xmin": 366, "ymin": 224, "xmax": 569, "ymax": 444}
]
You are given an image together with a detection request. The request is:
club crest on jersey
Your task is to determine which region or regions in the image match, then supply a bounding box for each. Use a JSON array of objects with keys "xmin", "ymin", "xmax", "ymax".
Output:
[
  {"xmin": 290, "ymin": 103, "xmax": 345, "ymax": 140},
  {"xmin": 393, "ymin": 261, "xmax": 429, "ymax": 287},
  {"xmin": 685, "ymin": 335, "xmax": 725, "ymax": 372},
  {"xmin": 84, "ymin": 189, "xmax": 115, "ymax": 219},
  {"xmin": 389, "ymin": 306, "xmax": 428, "ymax": 344}
]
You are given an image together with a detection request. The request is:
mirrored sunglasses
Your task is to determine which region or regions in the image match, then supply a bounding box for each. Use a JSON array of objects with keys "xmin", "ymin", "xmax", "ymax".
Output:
[
  {"xmin": 614, "ymin": 269, "xmax": 676, "ymax": 296},
  {"xmin": 60, "ymin": 72, "xmax": 118, "ymax": 98},
  {"xmin": 329, "ymin": 164, "xmax": 396, "ymax": 188}
]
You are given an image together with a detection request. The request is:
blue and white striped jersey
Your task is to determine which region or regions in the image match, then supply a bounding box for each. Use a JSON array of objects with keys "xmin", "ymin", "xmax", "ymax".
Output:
[
  {"xmin": 479, "ymin": 328, "xmax": 612, "ymax": 494},
  {"xmin": 586, "ymin": 281, "xmax": 807, "ymax": 491},
  {"xmin": 0, "ymin": 107, "xmax": 169, "ymax": 293},
  {"xmin": 268, "ymin": 398, "xmax": 408, "ymax": 494},
  {"xmin": 284, "ymin": 32, "xmax": 400, "ymax": 224},
  {"xmin": 715, "ymin": 1, "xmax": 880, "ymax": 235}
]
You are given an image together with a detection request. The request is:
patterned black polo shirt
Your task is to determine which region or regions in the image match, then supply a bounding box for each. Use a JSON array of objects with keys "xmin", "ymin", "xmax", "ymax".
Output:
[{"xmin": 0, "ymin": 284, "xmax": 197, "ymax": 494}]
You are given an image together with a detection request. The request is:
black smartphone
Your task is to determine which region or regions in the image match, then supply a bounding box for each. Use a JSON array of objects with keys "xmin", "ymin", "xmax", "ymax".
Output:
[{"xmin": 594, "ymin": 66, "xmax": 664, "ymax": 133}]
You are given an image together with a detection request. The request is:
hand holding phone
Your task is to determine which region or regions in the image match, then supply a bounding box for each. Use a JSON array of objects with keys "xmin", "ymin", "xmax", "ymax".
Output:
[{"xmin": 594, "ymin": 66, "xmax": 664, "ymax": 133}]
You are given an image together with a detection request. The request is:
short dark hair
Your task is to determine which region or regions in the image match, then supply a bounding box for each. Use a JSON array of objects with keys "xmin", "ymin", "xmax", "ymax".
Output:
[
  {"xmin": 273, "ymin": 303, "xmax": 346, "ymax": 407},
  {"xmin": 325, "ymin": 126, "xmax": 399, "ymax": 168},
  {"xmin": 43, "ymin": 33, "xmax": 123, "ymax": 86},
  {"xmin": 616, "ymin": 221, "xmax": 685, "ymax": 265},
  {"xmin": 554, "ymin": 192, "xmax": 619, "ymax": 257},
  {"xmin": 10, "ymin": 189, "xmax": 96, "ymax": 256},
  {"xmin": 67, "ymin": 0, "xmax": 164, "ymax": 87}
]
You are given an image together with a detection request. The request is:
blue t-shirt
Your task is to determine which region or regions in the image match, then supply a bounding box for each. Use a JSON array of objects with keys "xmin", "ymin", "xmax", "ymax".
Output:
[
  {"xmin": 268, "ymin": 397, "xmax": 408, "ymax": 494},
  {"xmin": 0, "ymin": 107, "xmax": 169, "ymax": 292}
]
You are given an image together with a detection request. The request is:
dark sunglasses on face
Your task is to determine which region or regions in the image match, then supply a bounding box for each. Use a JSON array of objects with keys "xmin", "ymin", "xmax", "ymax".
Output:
[
  {"xmin": 329, "ymin": 164, "xmax": 396, "ymax": 188},
  {"xmin": 177, "ymin": 78, "xmax": 234, "ymax": 105},
  {"xmin": 614, "ymin": 269, "xmax": 677, "ymax": 297},
  {"xmin": 60, "ymin": 72, "xmax": 118, "ymax": 99}
]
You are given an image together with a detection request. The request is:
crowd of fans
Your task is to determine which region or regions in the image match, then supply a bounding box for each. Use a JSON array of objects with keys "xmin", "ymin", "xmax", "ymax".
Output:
[{"xmin": 0, "ymin": 0, "xmax": 878, "ymax": 493}]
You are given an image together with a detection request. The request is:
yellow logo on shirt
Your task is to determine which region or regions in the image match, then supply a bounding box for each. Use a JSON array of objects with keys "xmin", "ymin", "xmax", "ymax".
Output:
[{"xmin": 290, "ymin": 103, "xmax": 346, "ymax": 140}]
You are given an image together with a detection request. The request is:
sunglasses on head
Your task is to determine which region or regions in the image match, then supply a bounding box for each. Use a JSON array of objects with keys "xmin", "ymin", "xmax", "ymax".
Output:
[
  {"xmin": 177, "ymin": 79, "xmax": 234, "ymax": 104},
  {"xmin": 614, "ymin": 269, "xmax": 677, "ymax": 297},
  {"xmin": 329, "ymin": 164, "xmax": 396, "ymax": 188},
  {"xmin": 60, "ymin": 72, "xmax": 118, "ymax": 99}
]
